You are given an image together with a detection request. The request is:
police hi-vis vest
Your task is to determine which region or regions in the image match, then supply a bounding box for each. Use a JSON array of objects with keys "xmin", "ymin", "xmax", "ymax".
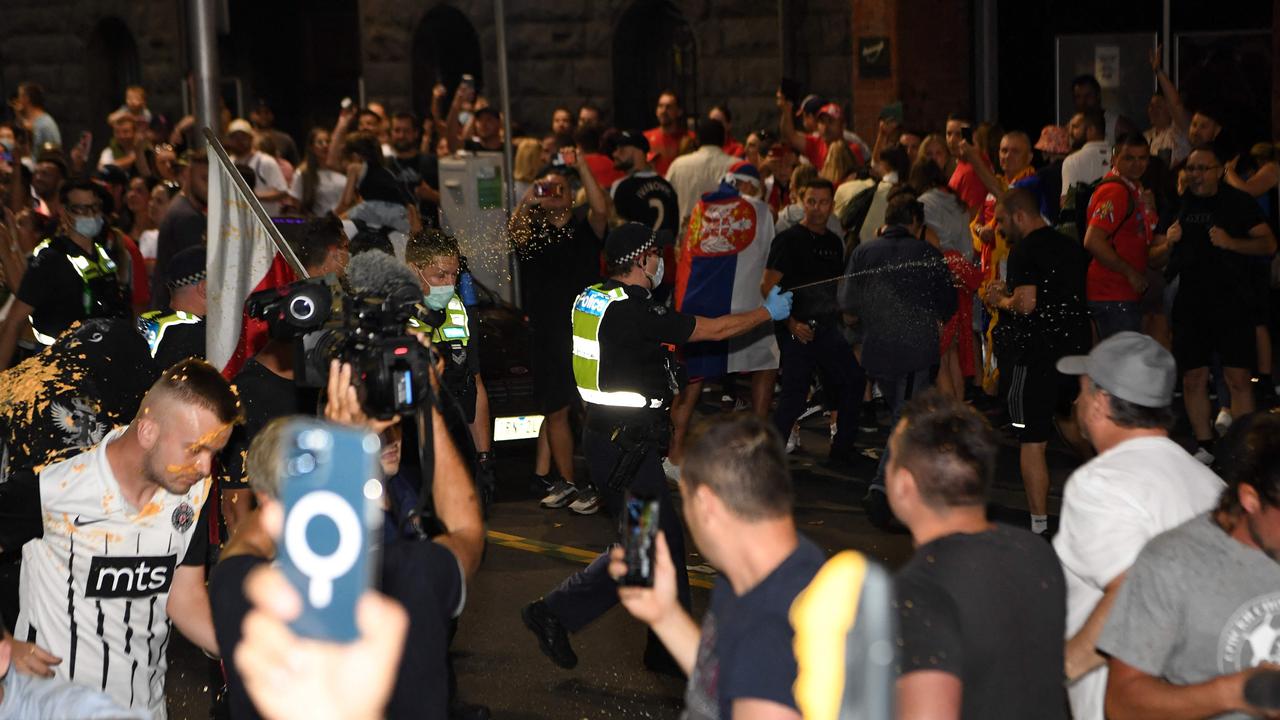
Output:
[
  {"xmin": 571, "ymin": 283, "xmax": 664, "ymax": 409},
  {"xmin": 408, "ymin": 293, "xmax": 470, "ymax": 346},
  {"xmin": 28, "ymin": 238, "xmax": 119, "ymax": 345},
  {"xmin": 137, "ymin": 310, "xmax": 202, "ymax": 358}
]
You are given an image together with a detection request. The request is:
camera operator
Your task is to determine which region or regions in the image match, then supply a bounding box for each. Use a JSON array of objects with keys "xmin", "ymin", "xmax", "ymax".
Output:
[
  {"xmin": 210, "ymin": 360, "xmax": 483, "ymax": 720},
  {"xmin": 521, "ymin": 222, "xmax": 793, "ymax": 672},
  {"xmin": 5, "ymin": 359, "xmax": 238, "ymax": 719},
  {"xmin": 405, "ymin": 229, "xmax": 496, "ymax": 505},
  {"xmin": 218, "ymin": 216, "xmax": 350, "ymax": 533}
]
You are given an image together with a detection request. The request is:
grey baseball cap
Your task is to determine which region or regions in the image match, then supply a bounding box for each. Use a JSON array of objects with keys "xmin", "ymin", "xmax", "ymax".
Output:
[{"xmin": 1056, "ymin": 331, "xmax": 1176, "ymax": 408}]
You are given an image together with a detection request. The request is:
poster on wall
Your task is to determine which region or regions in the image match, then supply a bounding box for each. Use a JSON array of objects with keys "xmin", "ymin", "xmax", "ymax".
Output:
[{"xmin": 1054, "ymin": 33, "xmax": 1157, "ymax": 127}]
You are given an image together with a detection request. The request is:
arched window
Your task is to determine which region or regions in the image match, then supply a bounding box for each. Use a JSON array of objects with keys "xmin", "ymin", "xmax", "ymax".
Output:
[
  {"xmin": 411, "ymin": 6, "xmax": 484, "ymax": 123},
  {"xmin": 85, "ymin": 18, "xmax": 141, "ymax": 143},
  {"xmin": 612, "ymin": 0, "xmax": 697, "ymax": 131}
]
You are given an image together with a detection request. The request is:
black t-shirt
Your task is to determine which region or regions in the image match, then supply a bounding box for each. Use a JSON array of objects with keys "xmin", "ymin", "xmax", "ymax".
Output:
[
  {"xmin": 1169, "ymin": 184, "xmax": 1269, "ymax": 318},
  {"xmin": 610, "ymin": 171, "xmax": 680, "ymax": 235},
  {"xmin": 766, "ymin": 224, "xmax": 844, "ymax": 322},
  {"xmin": 1002, "ymin": 226, "xmax": 1091, "ymax": 364},
  {"xmin": 388, "ymin": 153, "xmax": 441, "ymax": 226},
  {"xmin": 218, "ymin": 359, "xmax": 318, "ymax": 490},
  {"xmin": 153, "ymin": 316, "xmax": 206, "ymax": 371},
  {"xmin": 515, "ymin": 210, "xmax": 603, "ymax": 330},
  {"xmin": 359, "ymin": 163, "xmax": 415, "ymax": 206},
  {"xmin": 152, "ymin": 195, "xmax": 205, "ymax": 310},
  {"xmin": 684, "ymin": 536, "xmax": 825, "ymax": 720},
  {"xmin": 587, "ymin": 279, "xmax": 696, "ymax": 429},
  {"xmin": 211, "ymin": 538, "xmax": 463, "ymax": 720},
  {"xmin": 17, "ymin": 235, "xmax": 128, "ymax": 342},
  {"xmin": 209, "ymin": 554, "xmax": 266, "ymax": 720},
  {"xmin": 896, "ymin": 524, "xmax": 1067, "ymax": 720}
]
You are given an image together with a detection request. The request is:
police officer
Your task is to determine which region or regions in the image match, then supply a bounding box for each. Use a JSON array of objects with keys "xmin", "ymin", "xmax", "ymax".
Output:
[
  {"xmin": 521, "ymin": 221, "xmax": 794, "ymax": 671},
  {"xmin": 0, "ymin": 179, "xmax": 128, "ymax": 368},
  {"xmin": 137, "ymin": 245, "xmax": 206, "ymax": 370},
  {"xmin": 405, "ymin": 230, "xmax": 496, "ymax": 501}
]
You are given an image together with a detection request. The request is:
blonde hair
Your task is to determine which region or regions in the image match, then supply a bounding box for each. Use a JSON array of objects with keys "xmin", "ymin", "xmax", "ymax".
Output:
[
  {"xmin": 820, "ymin": 141, "xmax": 858, "ymax": 185},
  {"xmin": 513, "ymin": 138, "xmax": 543, "ymax": 184},
  {"xmin": 244, "ymin": 416, "xmax": 297, "ymax": 498}
]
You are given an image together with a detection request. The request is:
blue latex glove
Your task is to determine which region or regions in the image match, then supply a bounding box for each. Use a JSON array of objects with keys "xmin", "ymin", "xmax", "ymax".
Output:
[{"xmin": 763, "ymin": 285, "xmax": 794, "ymax": 321}]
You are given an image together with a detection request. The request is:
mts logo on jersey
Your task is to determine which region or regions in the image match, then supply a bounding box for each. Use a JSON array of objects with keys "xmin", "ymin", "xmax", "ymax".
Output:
[{"xmin": 85, "ymin": 555, "xmax": 177, "ymax": 598}]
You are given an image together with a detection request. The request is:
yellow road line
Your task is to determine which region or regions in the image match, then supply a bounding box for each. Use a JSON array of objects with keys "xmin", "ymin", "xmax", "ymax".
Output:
[{"xmin": 486, "ymin": 529, "xmax": 716, "ymax": 589}]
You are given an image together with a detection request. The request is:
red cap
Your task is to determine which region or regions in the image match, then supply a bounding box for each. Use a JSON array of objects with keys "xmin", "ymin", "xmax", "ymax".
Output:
[{"xmin": 818, "ymin": 103, "xmax": 843, "ymax": 120}]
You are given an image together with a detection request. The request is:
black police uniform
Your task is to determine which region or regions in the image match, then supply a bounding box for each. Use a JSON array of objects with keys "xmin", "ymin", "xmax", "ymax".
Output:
[{"xmin": 541, "ymin": 278, "xmax": 695, "ymax": 636}]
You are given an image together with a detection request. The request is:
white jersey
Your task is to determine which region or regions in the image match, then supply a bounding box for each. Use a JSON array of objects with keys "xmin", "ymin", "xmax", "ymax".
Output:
[{"xmin": 16, "ymin": 427, "xmax": 211, "ymax": 720}]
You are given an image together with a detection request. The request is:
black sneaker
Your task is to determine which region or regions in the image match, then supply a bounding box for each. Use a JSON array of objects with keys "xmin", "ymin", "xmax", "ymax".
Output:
[
  {"xmin": 521, "ymin": 600, "xmax": 577, "ymax": 669},
  {"xmin": 863, "ymin": 488, "xmax": 905, "ymax": 532}
]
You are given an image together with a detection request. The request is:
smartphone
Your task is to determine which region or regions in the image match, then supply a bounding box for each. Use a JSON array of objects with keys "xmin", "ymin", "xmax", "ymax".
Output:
[
  {"xmin": 78, "ymin": 131, "xmax": 92, "ymax": 156},
  {"xmin": 459, "ymin": 74, "xmax": 475, "ymax": 91},
  {"xmin": 340, "ymin": 97, "xmax": 353, "ymax": 110},
  {"xmin": 277, "ymin": 418, "xmax": 383, "ymax": 642},
  {"xmin": 960, "ymin": 125, "xmax": 974, "ymax": 144},
  {"xmin": 533, "ymin": 181, "xmax": 557, "ymax": 198},
  {"xmin": 618, "ymin": 493, "xmax": 660, "ymax": 587}
]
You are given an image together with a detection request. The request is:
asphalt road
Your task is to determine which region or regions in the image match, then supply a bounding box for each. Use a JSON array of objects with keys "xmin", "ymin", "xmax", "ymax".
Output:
[{"xmin": 165, "ymin": 395, "xmax": 1081, "ymax": 719}]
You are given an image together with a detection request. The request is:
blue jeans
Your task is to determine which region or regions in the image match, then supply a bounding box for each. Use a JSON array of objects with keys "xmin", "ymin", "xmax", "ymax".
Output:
[
  {"xmin": 1089, "ymin": 300, "xmax": 1142, "ymax": 340},
  {"xmin": 870, "ymin": 368, "xmax": 934, "ymax": 490}
]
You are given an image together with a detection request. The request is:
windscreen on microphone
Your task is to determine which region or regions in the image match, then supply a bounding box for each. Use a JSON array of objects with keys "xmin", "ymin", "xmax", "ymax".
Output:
[{"xmin": 345, "ymin": 249, "xmax": 422, "ymax": 299}]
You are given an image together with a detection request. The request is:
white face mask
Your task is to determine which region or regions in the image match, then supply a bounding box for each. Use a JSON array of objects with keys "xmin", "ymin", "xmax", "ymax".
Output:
[
  {"xmin": 424, "ymin": 283, "xmax": 454, "ymax": 310},
  {"xmin": 644, "ymin": 257, "xmax": 664, "ymax": 289}
]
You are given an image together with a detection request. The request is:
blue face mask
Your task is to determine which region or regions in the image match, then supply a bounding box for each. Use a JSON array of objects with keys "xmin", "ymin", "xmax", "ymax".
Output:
[
  {"xmin": 424, "ymin": 284, "xmax": 455, "ymax": 310},
  {"xmin": 74, "ymin": 215, "xmax": 104, "ymax": 238}
]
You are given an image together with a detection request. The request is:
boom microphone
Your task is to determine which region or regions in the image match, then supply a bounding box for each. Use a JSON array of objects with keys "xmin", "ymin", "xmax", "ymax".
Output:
[{"xmin": 345, "ymin": 250, "xmax": 422, "ymax": 299}]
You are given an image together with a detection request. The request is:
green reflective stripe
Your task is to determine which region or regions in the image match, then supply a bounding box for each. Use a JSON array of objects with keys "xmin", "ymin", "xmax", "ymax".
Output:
[
  {"xmin": 27, "ymin": 238, "xmax": 119, "ymax": 344},
  {"xmin": 420, "ymin": 293, "xmax": 470, "ymax": 346},
  {"xmin": 572, "ymin": 283, "xmax": 656, "ymax": 408},
  {"xmin": 138, "ymin": 311, "xmax": 202, "ymax": 357}
]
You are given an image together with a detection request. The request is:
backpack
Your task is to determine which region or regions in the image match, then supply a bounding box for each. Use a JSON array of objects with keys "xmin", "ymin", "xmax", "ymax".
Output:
[
  {"xmin": 1058, "ymin": 176, "xmax": 1135, "ymax": 242},
  {"xmin": 839, "ymin": 185, "xmax": 878, "ymax": 248}
]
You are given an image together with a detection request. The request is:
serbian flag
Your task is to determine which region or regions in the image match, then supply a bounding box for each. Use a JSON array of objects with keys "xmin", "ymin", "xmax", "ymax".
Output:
[
  {"xmin": 205, "ymin": 136, "xmax": 298, "ymax": 378},
  {"xmin": 674, "ymin": 185, "xmax": 779, "ymax": 378}
]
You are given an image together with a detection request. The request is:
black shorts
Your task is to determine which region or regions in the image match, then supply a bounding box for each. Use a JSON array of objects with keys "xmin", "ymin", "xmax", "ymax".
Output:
[
  {"xmin": 530, "ymin": 324, "xmax": 577, "ymax": 414},
  {"xmin": 1006, "ymin": 362, "xmax": 1077, "ymax": 443},
  {"xmin": 1172, "ymin": 311, "xmax": 1255, "ymax": 371}
]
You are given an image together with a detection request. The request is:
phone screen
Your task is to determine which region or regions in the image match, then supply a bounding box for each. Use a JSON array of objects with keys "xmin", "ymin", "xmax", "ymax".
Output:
[
  {"xmin": 276, "ymin": 418, "xmax": 383, "ymax": 642},
  {"xmin": 960, "ymin": 125, "xmax": 974, "ymax": 144},
  {"xmin": 619, "ymin": 493, "xmax": 660, "ymax": 587}
]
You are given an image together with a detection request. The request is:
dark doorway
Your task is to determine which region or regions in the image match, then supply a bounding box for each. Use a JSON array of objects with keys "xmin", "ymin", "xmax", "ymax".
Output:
[
  {"xmin": 411, "ymin": 6, "xmax": 484, "ymax": 123},
  {"xmin": 85, "ymin": 18, "xmax": 141, "ymax": 149},
  {"xmin": 223, "ymin": 0, "xmax": 361, "ymax": 146},
  {"xmin": 612, "ymin": 0, "xmax": 697, "ymax": 131}
]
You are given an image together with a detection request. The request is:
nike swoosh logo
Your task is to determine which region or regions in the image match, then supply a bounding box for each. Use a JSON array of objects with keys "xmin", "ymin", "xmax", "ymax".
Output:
[{"xmin": 73, "ymin": 515, "xmax": 106, "ymax": 527}]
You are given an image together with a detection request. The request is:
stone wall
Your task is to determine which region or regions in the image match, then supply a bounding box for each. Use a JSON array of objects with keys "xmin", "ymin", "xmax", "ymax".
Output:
[
  {"xmin": 361, "ymin": 0, "xmax": 854, "ymax": 140},
  {"xmin": 0, "ymin": 0, "xmax": 187, "ymax": 149},
  {"xmin": 0, "ymin": 0, "xmax": 855, "ymax": 149}
]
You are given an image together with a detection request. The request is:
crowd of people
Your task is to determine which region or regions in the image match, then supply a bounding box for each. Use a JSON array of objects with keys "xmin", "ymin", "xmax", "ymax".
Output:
[{"xmin": 0, "ymin": 36, "xmax": 1278, "ymax": 720}]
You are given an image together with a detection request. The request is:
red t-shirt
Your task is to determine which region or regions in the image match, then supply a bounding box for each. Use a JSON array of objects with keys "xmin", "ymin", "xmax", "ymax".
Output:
[
  {"xmin": 644, "ymin": 127, "xmax": 693, "ymax": 176},
  {"xmin": 723, "ymin": 138, "xmax": 745, "ymax": 158},
  {"xmin": 948, "ymin": 161, "xmax": 989, "ymax": 212},
  {"xmin": 802, "ymin": 135, "xmax": 865, "ymax": 170},
  {"xmin": 584, "ymin": 153, "xmax": 625, "ymax": 190},
  {"xmin": 118, "ymin": 231, "xmax": 150, "ymax": 310},
  {"xmin": 1085, "ymin": 172, "xmax": 1154, "ymax": 302}
]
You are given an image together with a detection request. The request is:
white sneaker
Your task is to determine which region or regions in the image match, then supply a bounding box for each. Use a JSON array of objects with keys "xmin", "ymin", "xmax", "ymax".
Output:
[
  {"xmin": 1193, "ymin": 446, "xmax": 1215, "ymax": 465},
  {"xmin": 568, "ymin": 488, "xmax": 601, "ymax": 515},
  {"xmin": 1214, "ymin": 408, "xmax": 1234, "ymax": 436},
  {"xmin": 539, "ymin": 479, "xmax": 577, "ymax": 508},
  {"xmin": 786, "ymin": 428, "xmax": 802, "ymax": 454}
]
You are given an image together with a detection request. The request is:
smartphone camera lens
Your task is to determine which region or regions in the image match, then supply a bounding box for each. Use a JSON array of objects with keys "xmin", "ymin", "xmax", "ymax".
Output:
[{"xmin": 289, "ymin": 452, "xmax": 317, "ymax": 476}]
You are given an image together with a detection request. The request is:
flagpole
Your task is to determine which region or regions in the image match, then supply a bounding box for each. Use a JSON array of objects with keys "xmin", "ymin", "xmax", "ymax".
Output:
[{"xmin": 202, "ymin": 128, "xmax": 308, "ymax": 278}]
